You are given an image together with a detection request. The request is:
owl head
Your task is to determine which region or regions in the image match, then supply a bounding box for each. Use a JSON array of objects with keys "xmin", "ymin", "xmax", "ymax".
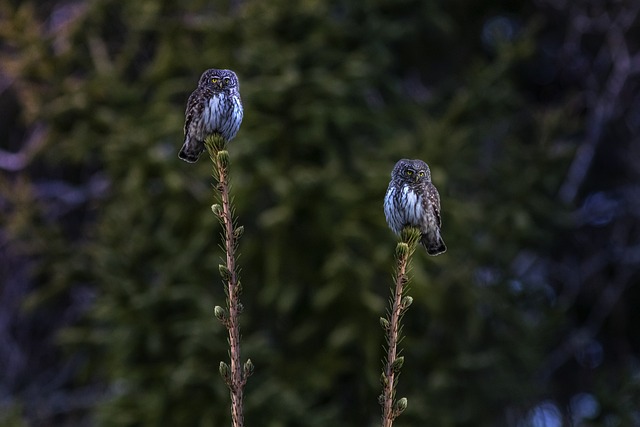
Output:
[
  {"xmin": 198, "ymin": 68, "xmax": 239, "ymax": 91},
  {"xmin": 391, "ymin": 159, "xmax": 432, "ymax": 183}
]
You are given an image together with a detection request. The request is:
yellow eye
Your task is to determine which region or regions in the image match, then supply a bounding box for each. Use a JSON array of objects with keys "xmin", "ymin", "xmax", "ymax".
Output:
[
  {"xmin": 418, "ymin": 171, "xmax": 425, "ymax": 177},
  {"xmin": 406, "ymin": 170, "xmax": 413, "ymax": 176},
  {"xmin": 223, "ymin": 77, "xmax": 231, "ymax": 84},
  {"xmin": 211, "ymin": 78, "xmax": 219, "ymax": 84}
]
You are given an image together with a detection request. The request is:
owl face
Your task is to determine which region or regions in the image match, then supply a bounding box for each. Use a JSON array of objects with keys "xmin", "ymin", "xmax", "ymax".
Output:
[
  {"xmin": 392, "ymin": 159, "xmax": 431, "ymax": 184},
  {"xmin": 198, "ymin": 68, "xmax": 239, "ymax": 92}
]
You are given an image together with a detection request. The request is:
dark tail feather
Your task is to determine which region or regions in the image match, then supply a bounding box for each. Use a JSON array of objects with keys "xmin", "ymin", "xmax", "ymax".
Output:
[
  {"xmin": 422, "ymin": 235, "xmax": 446, "ymax": 256},
  {"xmin": 178, "ymin": 138, "xmax": 204, "ymax": 163}
]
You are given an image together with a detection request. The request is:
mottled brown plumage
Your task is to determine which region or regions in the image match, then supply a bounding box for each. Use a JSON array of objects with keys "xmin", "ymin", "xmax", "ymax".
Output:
[
  {"xmin": 384, "ymin": 159, "xmax": 446, "ymax": 255},
  {"xmin": 179, "ymin": 68, "xmax": 243, "ymax": 163}
]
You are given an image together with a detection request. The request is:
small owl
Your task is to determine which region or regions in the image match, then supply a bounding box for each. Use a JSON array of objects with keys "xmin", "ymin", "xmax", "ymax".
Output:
[
  {"xmin": 179, "ymin": 68, "xmax": 243, "ymax": 163},
  {"xmin": 384, "ymin": 159, "xmax": 446, "ymax": 256}
]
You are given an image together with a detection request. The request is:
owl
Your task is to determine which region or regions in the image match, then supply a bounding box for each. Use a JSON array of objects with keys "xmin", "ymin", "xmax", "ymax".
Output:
[
  {"xmin": 179, "ymin": 68, "xmax": 243, "ymax": 163},
  {"xmin": 384, "ymin": 159, "xmax": 447, "ymax": 256}
]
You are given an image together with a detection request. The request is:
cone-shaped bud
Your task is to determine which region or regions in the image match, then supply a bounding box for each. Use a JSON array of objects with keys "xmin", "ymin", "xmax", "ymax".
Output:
[
  {"xmin": 377, "ymin": 394, "xmax": 385, "ymax": 405},
  {"xmin": 213, "ymin": 134, "xmax": 227, "ymax": 150},
  {"xmin": 401, "ymin": 296, "xmax": 413, "ymax": 310},
  {"xmin": 219, "ymin": 264, "xmax": 232, "ymax": 281},
  {"xmin": 219, "ymin": 361, "xmax": 231, "ymax": 383},
  {"xmin": 400, "ymin": 226, "xmax": 421, "ymax": 247},
  {"xmin": 237, "ymin": 302, "xmax": 244, "ymax": 314},
  {"xmin": 391, "ymin": 356, "xmax": 404, "ymax": 373},
  {"xmin": 211, "ymin": 204, "xmax": 222, "ymax": 217},
  {"xmin": 205, "ymin": 133, "xmax": 227, "ymax": 152},
  {"xmin": 216, "ymin": 150, "xmax": 230, "ymax": 170},
  {"xmin": 214, "ymin": 305, "xmax": 226, "ymax": 322},
  {"xmin": 243, "ymin": 358, "xmax": 254, "ymax": 378},
  {"xmin": 394, "ymin": 397, "xmax": 408, "ymax": 414},
  {"xmin": 395, "ymin": 242, "xmax": 409, "ymax": 258},
  {"xmin": 380, "ymin": 317, "xmax": 390, "ymax": 330},
  {"xmin": 233, "ymin": 225, "xmax": 244, "ymax": 240},
  {"xmin": 380, "ymin": 372, "xmax": 388, "ymax": 386}
]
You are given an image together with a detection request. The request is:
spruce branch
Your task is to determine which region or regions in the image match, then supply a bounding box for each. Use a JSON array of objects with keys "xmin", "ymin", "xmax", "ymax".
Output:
[
  {"xmin": 380, "ymin": 226, "xmax": 421, "ymax": 427},
  {"xmin": 205, "ymin": 133, "xmax": 247, "ymax": 427}
]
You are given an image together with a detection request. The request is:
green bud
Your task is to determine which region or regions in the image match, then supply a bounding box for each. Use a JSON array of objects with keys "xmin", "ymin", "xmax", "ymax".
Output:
[
  {"xmin": 213, "ymin": 134, "xmax": 227, "ymax": 150},
  {"xmin": 211, "ymin": 204, "xmax": 222, "ymax": 217},
  {"xmin": 391, "ymin": 356, "xmax": 404, "ymax": 373},
  {"xmin": 214, "ymin": 305, "xmax": 226, "ymax": 322},
  {"xmin": 233, "ymin": 225, "xmax": 244, "ymax": 239},
  {"xmin": 205, "ymin": 133, "xmax": 227, "ymax": 152},
  {"xmin": 400, "ymin": 227, "xmax": 421, "ymax": 246},
  {"xmin": 217, "ymin": 150, "xmax": 230, "ymax": 169},
  {"xmin": 395, "ymin": 242, "xmax": 409, "ymax": 258},
  {"xmin": 380, "ymin": 372, "xmax": 388, "ymax": 386},
  {"xmin": 377, "ymin": 394, "xmax": 385, "ymax": 405},
  {"xmin": 401, "ymin": 296, "xmax": 413, "ymax": 310},
  {"xmin": 219, "ymin": 361, "xmax": 230, "ymax": 383},
  {"xmin": 219, "ymin": 264, "xmax": 232, "ymax": 281},
  {"xmin": 243, "ymin": 358, "xmax": 254, "ymax": 377},
  {"xmin": 394, "ymin": 397, "xmax": 408, "ymax": 414},
  {"xmin": 380, "ymin": 317, "xmax": 390, "ymax": 330}
]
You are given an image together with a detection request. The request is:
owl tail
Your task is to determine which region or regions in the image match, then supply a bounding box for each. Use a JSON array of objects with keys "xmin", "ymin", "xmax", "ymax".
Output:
[
  {"xmin": 422, "ymin": 234, "xmax": 447, "ymax": 256},
  {"xmin": 178, "ymin": 138, "xmax": 205, "ymax": 163}
]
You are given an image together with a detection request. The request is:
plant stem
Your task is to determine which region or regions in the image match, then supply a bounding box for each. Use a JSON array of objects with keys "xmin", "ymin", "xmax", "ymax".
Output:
[
  {"xmin": 381, "ymin": 258, "xmax": 406, "ymax": 427},
  {"xmin": 380, "ymin": 227, "xmax": 420, "ymax": 427},
  {"xmin": 206, "ymin": 134, "xmax": 246, "ymax": 427}
]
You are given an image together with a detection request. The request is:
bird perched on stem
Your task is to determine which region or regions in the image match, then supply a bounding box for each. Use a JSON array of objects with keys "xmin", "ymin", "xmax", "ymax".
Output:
[
  {"xmin": 384, "ymin": 159, "xmax": 447, "ymax": 256},
  {"xmin": 179, "ymin": 68, "xmax": 243, "ymax": 163}
]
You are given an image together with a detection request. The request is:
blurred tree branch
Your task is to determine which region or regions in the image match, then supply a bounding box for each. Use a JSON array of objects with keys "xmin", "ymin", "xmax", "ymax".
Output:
[{"xmin": 558, "ymin": 0, "xmax": 640, "ymax": 203}]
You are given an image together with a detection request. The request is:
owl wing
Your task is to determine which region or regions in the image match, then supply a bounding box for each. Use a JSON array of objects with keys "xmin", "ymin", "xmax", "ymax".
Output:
[
  {"xmin": 183, "ymin": 89, "xmax": 203, "ymax": 136},
  {"xmin": 425, "ymin": 182, "xmax": 442, "ymax": 228}
]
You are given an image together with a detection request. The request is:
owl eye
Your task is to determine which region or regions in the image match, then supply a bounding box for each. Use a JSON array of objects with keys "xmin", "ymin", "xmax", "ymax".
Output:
[
  {"xmin": 406, "ymin": 170, "xmax": 413, "ymax": 176},
  {"xmin": 223, "ymin": 77, "xmax": 231, "ymax": 84},
  {"xmin": 211, "ymin": 78, "xmax": 219, "ymax": 84},
  {"xmin": 418, "ymin": 171, "xmax": 425, "ymax": 177}
]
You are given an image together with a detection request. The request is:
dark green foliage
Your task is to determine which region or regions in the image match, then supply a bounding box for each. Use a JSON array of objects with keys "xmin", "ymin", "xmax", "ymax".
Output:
[{"xmin": 2, "ymin": 0, "xmax": 639, "ymax": 426}]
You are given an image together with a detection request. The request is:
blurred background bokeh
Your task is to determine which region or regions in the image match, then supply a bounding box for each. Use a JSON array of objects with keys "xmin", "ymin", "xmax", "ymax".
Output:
[{"xmin": 1, "ymin": 0, "xmax": 640, "ymax": 425}]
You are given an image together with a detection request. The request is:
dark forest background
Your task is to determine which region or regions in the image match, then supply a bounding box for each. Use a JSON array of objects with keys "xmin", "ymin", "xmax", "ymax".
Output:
[{"xmin": 1, "ymin": 0, "xmax": 640, "ymax": 426}]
